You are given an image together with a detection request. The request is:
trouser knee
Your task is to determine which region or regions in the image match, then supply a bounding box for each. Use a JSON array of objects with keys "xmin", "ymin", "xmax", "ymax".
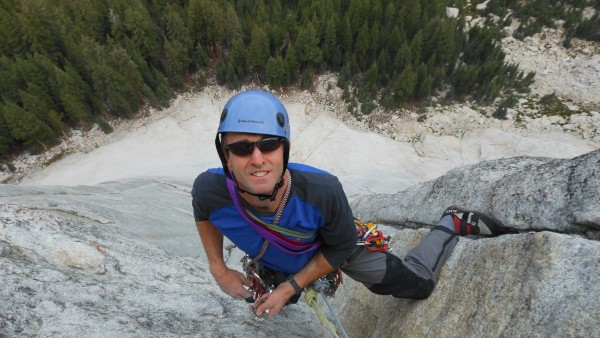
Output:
[{"xmin": 367, "ymin": 252, "xmax": 435, "ymax": 300}]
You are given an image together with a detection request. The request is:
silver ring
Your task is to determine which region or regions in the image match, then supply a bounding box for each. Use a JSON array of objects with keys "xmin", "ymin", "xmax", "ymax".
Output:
[{"xmin": 264, "ymin": 309, "xmax": 270, "ymax": 315}]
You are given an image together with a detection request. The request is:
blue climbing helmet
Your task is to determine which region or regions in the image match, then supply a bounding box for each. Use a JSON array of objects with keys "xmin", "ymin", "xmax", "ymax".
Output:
[{"xmin": 215, "ymin": 90, "xmax": 291, "ymax": 181}]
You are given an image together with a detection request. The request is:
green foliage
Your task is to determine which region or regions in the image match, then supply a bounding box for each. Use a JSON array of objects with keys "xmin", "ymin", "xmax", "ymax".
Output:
[
  {"xmin": 485, "ymin": 0, "xmax": 600, "ymax": 44},
  {"xmin": 216, "ymin": 60, "xmax": 227, "ymax": 85},
  {"xmin": 295, "ymin": 24, "xmax": 322, "ymax": 70},
  {"xmin": 2, "ymin": 101, "xmax": 57, "ymax": 149},
  {"xmin": 247, "ymin": 26, "xmax": 270, "ymax": 76},
  {"xmin": 96, "ymin": 118, "xmax": 114, "ymax": 134},
  {"xmin": 0, "ymin": 0, "xmax": 539, "ymax": 158},
  {"xmin": 226, "ymin": 62, "xmax": 241, "ymax": 89},
  {"xmin": 575, "ymin": 13, "xmax": 600, "ymax": 41},
  {"xmin": 300, "ymin": 71, "xmax": 313, "ymax": 90},
  {"xmin": 195, "ymin": 72, "xmax": 207, "ymax": 90},
  {"xmin": 538, "ymin": 92, "xmax": 573, "ymax": 117},
  {"xmin": 266, "ymin": 56, "xmax": 287, "ymax": 89},
  {"xmin": 493, "ymin": 95, "xmax": 518, "ymax": 119}
]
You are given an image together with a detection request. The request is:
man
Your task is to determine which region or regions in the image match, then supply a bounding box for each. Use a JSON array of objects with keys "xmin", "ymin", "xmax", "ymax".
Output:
[{"xmin": 192, "ymin": 90, "xmax": 499, "ymax": 319}]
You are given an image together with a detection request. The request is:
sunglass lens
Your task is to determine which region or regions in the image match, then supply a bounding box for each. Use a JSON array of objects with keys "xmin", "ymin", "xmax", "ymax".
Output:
[
  {"xmin": 226, "ymin": 138, "xmax": 282, "ymax": 156},
  {"xmin": 228, "ymin": 141, "xmax": 254, "ymax": 156},
  {"xmin": 257, "ymin": 138, "xmax": 282, "ymax": 152}
]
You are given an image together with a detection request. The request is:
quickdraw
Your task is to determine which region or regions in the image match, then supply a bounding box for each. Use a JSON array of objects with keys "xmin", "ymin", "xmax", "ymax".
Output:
[
  {"xmin": 241, "ymin": 256, "xmax": 277, "ymax": 301},
  {"xmin": 355, "ymin": 219, "xmax": 390, "ymax": 252}
]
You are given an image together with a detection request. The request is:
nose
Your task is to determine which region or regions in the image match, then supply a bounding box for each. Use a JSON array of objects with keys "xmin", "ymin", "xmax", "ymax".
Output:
[{"xmin": 249, "ymin": 144, "xmax": 265, "ymax": 164}]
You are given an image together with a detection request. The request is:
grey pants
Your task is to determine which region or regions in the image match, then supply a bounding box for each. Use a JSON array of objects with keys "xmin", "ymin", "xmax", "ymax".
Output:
[{"xmin": 340, "ymin": 216, "xmax": 458, "ymax": 299}]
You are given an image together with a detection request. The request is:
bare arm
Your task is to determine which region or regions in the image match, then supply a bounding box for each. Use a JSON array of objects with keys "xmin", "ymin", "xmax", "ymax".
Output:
[{"xmin": 196, "ymin": 220, "xmax": 252, "ymax": 300}]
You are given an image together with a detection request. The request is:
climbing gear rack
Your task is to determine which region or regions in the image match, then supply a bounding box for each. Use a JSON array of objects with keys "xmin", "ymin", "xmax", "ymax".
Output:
[{"xmin": 355, "ymin": 219, "xmax": 390, "ymax": 252}]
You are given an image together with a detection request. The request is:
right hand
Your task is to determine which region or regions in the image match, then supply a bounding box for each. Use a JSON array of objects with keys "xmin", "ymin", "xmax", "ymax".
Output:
[{"xmin": 213, "ymin": 268, "xmax": 253, "ymax": 300}]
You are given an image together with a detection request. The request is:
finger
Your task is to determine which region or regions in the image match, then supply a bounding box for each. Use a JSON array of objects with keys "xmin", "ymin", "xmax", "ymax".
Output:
[
  {"xmin": 242, "ymin": 278, "xmax": 252, "ymax": 287},
  {"xmin": 253, "ymin": 300, "xmax": 269, "ymax": 316},
  {"xmin": 241, "ymin": 289, "xmax": 253, "ymax": 299},
  {"xmin": 254, "ymin": 293, "xmax": 269, "ymax": 304}
]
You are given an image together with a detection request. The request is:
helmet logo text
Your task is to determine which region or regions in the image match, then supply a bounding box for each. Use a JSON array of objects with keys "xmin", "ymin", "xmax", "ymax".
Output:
[{"xmin": 238, "ymin": 119, "xmax": 265, "ymax": 124}]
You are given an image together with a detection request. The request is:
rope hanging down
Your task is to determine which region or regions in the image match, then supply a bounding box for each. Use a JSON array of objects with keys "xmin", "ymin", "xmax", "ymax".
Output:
[{"xmin": 304, "ymin": 280, "xmax": 349, "ymax": 338}]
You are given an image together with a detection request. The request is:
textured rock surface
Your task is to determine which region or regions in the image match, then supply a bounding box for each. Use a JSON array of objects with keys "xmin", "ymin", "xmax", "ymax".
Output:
[
  {"xmin": 350, "ymin": 149, "xmax": 600, "ymax": 239},
  {"xmin": 1, "ymin": 152, "xmax": 599, "ymax": 337},
  {"xmin": 338, "ymin": 150, "xmax": 600, "ymax": 337},
  {"xmin": 332, "ymin": 228, "xmax": 600, "ymax": 338},
  {"xmin": 0, "ymin": 181, "xmax": 323, "ymax": 337}
]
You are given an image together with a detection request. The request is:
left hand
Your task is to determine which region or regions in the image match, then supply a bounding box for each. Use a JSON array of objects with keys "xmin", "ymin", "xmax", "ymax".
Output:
[{"xmin": 249, "ymin": 281, "xmax": 297, "ymax": 319}]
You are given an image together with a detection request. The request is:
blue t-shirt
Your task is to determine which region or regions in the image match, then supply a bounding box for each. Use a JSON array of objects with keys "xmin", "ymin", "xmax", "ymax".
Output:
[{"xmin": 191, "ymin": 163, "xmax": 357, "ymax": 274}]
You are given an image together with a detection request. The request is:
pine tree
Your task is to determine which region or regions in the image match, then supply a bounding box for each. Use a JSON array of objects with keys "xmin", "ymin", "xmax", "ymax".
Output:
[
  {"xmin": 2, "ymin": 101, "xmax": 57, "ymax": 150},
  {"xmin": 57, "ymin": 64, "xmax": 93, "ymax": 124},
  {"xmin": 204, "ymin": 1, "xmax": 226, "ymax": 56},
  {"xmin": 0, "ymin": 56, "xmax": 21, "ymax": 102},
  {"xmin": 387, "ymin": 25, "xmax": 406, "ymax": 62},
  {"xmin": 266, "ymin": 56, "xmax": 286, "ymax": 89},
  {"xmin": 340, "ymin": 16, "xmax": 353, "ymax": 55},
  {"xmin": 296, "ymin": 24, "xmax": 323, "ymax": 70},
  {"xmin": 20, "ymin": 1, "xmax": 66, "ymax": 63},
  {"xmin": 0, "ymin": 106, "xmax": 17, "ymax": 157},
  {"xmin": 247, "ymin": 26, "xmax": 270, "ymax": 77},
  {"xmin": 355, "ymin": 23, "xmax": 370, "ymax": 70},
  {"xmin": 402, "ymin": 0, "xmax": 421, "ymax": 38},
  {"xmin": 216, "ymin": 59, "xmax": 227, "ymax": 85},
  {"xmin": 19, "ymin": 83, "xmax": 68, "ymax": 134},
  {"xmin": 285, "ymin": 43, "xmax": 299, "ymax": 83},
  {"xmin": 0, "ymin": 5, "xmax": 26, "ymax": 57},
  {"xmin": 165, "ymin": 39, "xmax": 190, "ymax": 89},
  {"xmin": 393, "ymin": 65, "xmax": 417, "ymax": 103},
  {"xmin": 424, "ymin": 18, "xmax": 456, "ymax": 67},
  {"xmin": 393, "ymin": 42, "xmax": 412, "ymax": 73},
  {"xmin": 188, "ymin": 0, "xmax": 209, "ymax": 49},
  {"xmin": 122, "ymin": 6, "xmax": 162, "ymax": 67},
  {"xmin": 223, "ymin": 4, "xmax": 242, "ymax": 47},
  {"xmin": 376, "ymin": 50, "xmax": 391, "ymax": 85},
  {"xmin": 323, "ymin": 19, "xmax": 338, "ymax": 69},
  {"xmin": 226, "ymin": 62, "xmax": 240, "ymax": 89},
  {"xmin": 365, "ymin": 61, "xmax": 379, "ymax": 91},
  {"xmin": 410, "ymin": 29, "xmax": 424, "ymax": 66},
  {"xmin": 414, "ymin": 63, "xmax": 432, "ymax": 100}
]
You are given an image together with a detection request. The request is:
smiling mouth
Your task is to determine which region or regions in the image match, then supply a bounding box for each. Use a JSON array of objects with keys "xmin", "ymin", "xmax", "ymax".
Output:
[{"xmin": 251, "ymin": 171, "xmax": 268, "ymax": 177}]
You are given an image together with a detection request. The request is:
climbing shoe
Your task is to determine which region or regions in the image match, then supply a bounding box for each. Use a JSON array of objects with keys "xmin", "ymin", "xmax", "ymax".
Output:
[{"xmin": 441, "ymin": 206, "xmax": 501, "ymax": 236}]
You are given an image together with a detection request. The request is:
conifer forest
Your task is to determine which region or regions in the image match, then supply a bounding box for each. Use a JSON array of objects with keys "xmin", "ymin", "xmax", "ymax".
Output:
[{"xmin": 0, "ymin": 0, "xmax": 598, "ymax": 158}]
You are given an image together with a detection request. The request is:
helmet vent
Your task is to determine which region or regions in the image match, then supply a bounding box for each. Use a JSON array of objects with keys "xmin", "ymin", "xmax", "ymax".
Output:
[
  {"xmin": 220, "ymin": 108, "xmax": 228, "ymax": 122},
  {"xmin": 276, "ymin": 112, "xmax": 285, "ymax": 127}
]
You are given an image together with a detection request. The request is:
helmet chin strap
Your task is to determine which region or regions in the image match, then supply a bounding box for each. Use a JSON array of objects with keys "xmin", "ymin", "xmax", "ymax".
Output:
[{"xmin": 234, "ymin": 174, "xmax": 285, "ymax": 201}]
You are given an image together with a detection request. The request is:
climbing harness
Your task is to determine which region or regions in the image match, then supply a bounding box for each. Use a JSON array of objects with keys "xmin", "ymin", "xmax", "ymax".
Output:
[{"xmin": 355, "ymin": 219, "xmax": 391, "ymax": 252}]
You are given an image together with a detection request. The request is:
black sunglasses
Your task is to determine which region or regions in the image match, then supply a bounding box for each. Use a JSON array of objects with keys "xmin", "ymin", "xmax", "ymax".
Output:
[{"xmin": 225, "ymin": 137, "xmax": 283, "ymax": 157}]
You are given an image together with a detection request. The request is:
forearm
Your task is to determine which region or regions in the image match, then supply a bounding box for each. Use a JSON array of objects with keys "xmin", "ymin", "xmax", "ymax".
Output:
[
  {"xmin": 196, "ymin": 221, "xmax": 252, "ymax": 300},
  {"xmin": 195, "ymin": 220, "xmax": 227, "ymax": 276},
  {"xmin": 291, "ymin": 250, "xmax": 335, "ymax": 290}
]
